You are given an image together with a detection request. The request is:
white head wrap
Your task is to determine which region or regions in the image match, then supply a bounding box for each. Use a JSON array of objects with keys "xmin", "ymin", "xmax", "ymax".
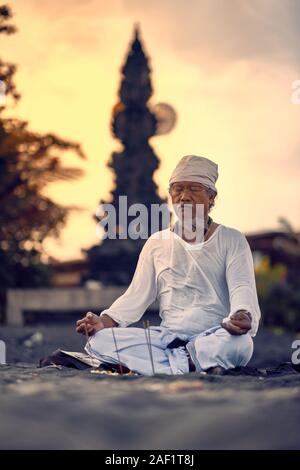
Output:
[{"xmin": 169, "ymin": 155, "xmax": 218, "ymax": 193}]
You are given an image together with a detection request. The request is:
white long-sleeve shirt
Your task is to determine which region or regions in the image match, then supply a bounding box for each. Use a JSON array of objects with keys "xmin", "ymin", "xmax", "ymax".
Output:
[{"xmin": 100, "ymin": 224, "xmax": 261, "ymax": 338}]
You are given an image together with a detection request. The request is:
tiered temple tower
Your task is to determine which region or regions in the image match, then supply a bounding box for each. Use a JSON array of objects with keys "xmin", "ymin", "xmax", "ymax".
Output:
[{"xmin": 84, "ymin": 26, "xmax": 176, "ymax": 285}]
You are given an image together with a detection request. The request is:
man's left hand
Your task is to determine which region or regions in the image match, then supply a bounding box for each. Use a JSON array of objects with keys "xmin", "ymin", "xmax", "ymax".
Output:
[{"xmin": 221, "ymin": 310, "xmax": 252, "ymax": 335}]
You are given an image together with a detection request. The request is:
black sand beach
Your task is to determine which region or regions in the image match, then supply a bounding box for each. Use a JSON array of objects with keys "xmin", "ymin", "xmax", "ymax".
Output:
[{"xmin": 1, "ymin": 320, "xmax": 300, "ymax": 450}]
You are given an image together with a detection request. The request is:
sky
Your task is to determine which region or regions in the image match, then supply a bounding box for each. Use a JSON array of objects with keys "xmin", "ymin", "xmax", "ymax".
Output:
[{"xmin": 2, "ymin": 0, "xmax": 300, "ymax": 260}]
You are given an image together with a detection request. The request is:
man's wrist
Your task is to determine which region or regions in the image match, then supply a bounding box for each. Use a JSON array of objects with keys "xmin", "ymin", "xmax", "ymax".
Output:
[
  {"xmin": 100, "ymin": 313, "xmax": 119, "ymax": 328},
  {"xmin": 233, "ymin": 310, "xmax": 252, "ymax": 320}
]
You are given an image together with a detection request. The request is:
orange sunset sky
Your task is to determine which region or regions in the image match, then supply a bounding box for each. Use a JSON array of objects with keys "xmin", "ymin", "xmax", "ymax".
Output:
[{"xmin": 2, "ymin": 0, "xmax": 300, "ymax": 260}]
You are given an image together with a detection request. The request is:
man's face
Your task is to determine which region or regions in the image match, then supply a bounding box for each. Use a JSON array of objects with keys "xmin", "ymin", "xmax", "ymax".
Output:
[{"xmin": 169, "ymin": 180, "xmax": 212, "ymax": 220}]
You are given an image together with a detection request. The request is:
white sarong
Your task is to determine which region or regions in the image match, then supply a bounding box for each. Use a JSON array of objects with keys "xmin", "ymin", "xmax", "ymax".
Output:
[{"xmin": 85, "ymin": 325, "xmax": 253, "ymax": 376}]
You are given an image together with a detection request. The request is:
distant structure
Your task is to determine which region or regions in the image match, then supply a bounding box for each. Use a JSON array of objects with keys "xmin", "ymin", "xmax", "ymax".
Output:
[
  {"xmin": 247, "ymin": 218, "xmax": 300, "ymax": 285},
  {"xmin": 84, "ymin": 25, "xmax": 176, "ymax": 285}
]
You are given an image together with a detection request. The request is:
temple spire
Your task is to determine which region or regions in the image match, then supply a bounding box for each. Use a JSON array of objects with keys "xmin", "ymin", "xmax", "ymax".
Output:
[{"xmin": 84, "ymin": 26, "xmax": 175, "ymax": 286}]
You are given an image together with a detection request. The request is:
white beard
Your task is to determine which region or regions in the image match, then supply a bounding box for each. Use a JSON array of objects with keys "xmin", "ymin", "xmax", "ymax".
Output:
[{"xmin": 171, "ymin": 203, "xmax": 206, "ymax": 243}]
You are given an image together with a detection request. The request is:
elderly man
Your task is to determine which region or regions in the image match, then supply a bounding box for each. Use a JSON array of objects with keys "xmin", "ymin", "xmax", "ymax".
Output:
[{"xmin": 75, "ymin": 155, "xmax": 261, "ymax": 375}]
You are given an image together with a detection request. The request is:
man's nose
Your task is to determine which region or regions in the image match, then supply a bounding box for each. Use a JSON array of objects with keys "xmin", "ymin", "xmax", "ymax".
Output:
[{"xmin": 179, "ymin": 190, "xmax": 193, "ymax": 203}]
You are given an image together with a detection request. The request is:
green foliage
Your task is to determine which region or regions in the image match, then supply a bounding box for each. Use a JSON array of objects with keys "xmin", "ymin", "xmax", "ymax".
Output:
[{"xmin": 255, "ymin": 255, "xmax": 300, "ymax": 332}]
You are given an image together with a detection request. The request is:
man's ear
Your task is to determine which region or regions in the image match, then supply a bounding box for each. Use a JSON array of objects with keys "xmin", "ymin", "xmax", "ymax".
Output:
[{"xmin": 209, "ymin": 195, "xmax": 215, "ymax": 208}]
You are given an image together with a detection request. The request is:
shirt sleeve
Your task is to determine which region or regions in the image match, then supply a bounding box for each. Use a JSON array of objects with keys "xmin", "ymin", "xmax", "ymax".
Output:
[
  {"xmin": 224, "ymin": 230, "xmax": 261, "ymax": 336},
  {"xmin": 99, "ymin": 239, "xmax": 157, "ymax": 328}
]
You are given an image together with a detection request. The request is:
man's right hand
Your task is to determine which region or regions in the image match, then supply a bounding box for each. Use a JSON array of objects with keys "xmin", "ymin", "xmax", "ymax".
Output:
[{"xmin": 76, "ymin": 312, "xmax": 105, "ymax": 336}]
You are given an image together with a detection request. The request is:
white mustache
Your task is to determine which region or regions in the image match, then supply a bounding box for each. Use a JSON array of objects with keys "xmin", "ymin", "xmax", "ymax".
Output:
[
  {"xmin": 173, "ymin": 203, "xmax": 205, "ymax": 223},
  {"xmin": 172, "ymin": 203, "xmax": 206, "ymax": 242}
]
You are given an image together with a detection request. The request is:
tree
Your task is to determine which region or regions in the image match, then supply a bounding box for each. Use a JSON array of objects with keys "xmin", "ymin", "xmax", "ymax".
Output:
[{"xmin": 0, "ymin": 5, "xmax": 85, "ymax": 320}]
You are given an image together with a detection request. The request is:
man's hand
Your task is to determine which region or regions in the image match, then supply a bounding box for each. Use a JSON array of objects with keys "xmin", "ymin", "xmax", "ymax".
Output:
[
  {"xmin": 76, "ymin": 312, "xmax": 105, "ymax": 336},
  {"xmin": 221, "ymin": 310, "xmax": 252, "ymax": 335}
]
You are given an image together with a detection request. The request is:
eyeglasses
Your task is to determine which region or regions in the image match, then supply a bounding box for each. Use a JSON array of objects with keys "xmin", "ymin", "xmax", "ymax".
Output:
[{"xmin": 169, "ymin": 183, "xmax": 207, "ymax": 196}]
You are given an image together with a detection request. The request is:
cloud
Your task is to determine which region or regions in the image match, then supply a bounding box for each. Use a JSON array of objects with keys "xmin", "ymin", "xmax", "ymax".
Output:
[
  {"xmin": 12, "ymin": 0, "xmax": 300, "ymax": 71},
  {"xmin": 123, "ymin": 0, "xmax": 300, "ymax": 70}
]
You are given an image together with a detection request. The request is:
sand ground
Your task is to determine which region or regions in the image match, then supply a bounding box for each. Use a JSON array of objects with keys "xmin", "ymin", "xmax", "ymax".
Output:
[{"xmin": 0, "ymin": 318, "xmax": 300, "ymax": 450}]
